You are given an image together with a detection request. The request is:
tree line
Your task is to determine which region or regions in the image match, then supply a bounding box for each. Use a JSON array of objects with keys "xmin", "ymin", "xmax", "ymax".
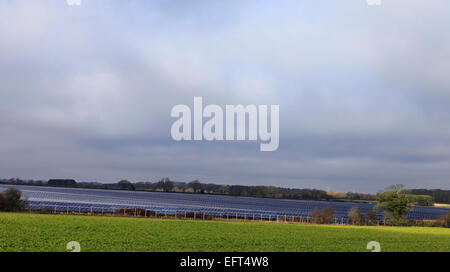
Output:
[
  {"xmin": 407, "ymin": 189, "xmax": 450, "ymax": 204},
  {"xmin": 115, "ymin": 178, "xmax": 333, "ymax": 201},
  {"xmin": 1, "ymin": 177, "xmax": 348, "ymax": 201}
]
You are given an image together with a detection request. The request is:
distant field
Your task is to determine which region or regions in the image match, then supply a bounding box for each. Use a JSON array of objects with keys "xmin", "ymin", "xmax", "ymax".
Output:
[
  {"xmin": 435, "ymin": 203, "xmax": 450, "ymax": 209},
  {"xmin": 0, "ymin": 213, "xmax": 449, "ymax": 252}
]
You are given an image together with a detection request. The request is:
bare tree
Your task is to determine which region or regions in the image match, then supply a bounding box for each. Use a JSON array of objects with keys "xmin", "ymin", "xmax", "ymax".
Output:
[{"xmin": 348, "ymin": 207, "xmax": 364, "ymax": 225}]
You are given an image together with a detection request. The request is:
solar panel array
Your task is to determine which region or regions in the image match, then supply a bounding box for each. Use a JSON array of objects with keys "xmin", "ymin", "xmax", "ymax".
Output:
[{"xmin": 1, "ymin": 184, "xmax": 448, "ymax": 222}]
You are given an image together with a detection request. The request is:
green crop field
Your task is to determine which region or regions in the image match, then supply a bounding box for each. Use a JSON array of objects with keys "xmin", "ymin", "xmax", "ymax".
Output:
[{"xmin": 0, "ymin": 212, "xmax": 449, "ymax": 252}]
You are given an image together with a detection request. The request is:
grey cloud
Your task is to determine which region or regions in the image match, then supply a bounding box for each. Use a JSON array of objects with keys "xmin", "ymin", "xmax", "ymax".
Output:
[{"xmin": 1, "ymin": 0, "xmax": 450, "ymax": 192}]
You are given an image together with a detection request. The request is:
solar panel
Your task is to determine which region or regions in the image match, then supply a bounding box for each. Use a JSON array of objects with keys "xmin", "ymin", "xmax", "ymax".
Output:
[{"xmin": 1, "ymin": 184, "xmax": 448, "ymax": 220}]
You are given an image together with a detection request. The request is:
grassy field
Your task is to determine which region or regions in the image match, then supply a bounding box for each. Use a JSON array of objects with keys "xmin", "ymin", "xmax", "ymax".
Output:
[{"xmin": 0, "ymin": 212, "xmax": 449, "ymax": 252}]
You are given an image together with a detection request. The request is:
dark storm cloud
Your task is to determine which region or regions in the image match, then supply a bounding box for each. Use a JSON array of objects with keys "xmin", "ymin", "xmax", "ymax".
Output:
[{"xmin": 0, "ymin": 0, "xmax": 450, "ymax": 192}]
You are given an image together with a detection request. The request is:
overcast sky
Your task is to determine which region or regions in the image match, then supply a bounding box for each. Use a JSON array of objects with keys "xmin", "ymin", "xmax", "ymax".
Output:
[{"xmin": 1, "ymin": 0, "xmax": 450, "ymax": 192}]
